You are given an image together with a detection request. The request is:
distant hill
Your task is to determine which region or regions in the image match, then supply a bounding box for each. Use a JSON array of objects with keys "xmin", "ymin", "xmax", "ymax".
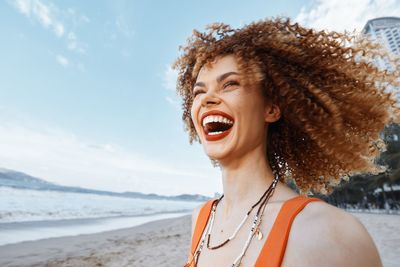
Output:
[{"xmin": 0, "ymin": 167, "xmax": 210, "ymax": 202}]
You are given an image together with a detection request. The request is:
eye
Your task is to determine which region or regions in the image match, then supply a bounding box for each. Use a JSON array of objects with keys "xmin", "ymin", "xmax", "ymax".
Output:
[
  {"xmin": 223, "ymin": 80, "xmax": 239, "ymax": 89},
  {"xmin": 192, "ymin": 89, "xmax": 204, "ymax": 97}
]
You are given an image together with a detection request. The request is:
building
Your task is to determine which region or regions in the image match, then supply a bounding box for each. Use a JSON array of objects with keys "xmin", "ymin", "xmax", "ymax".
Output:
[
  {"xmin": 362, "ymin": 17, "xmax": 400, "ymax": 100},
  {"xmin": 362, "ymin": 17, "xmax": 400, "ymax": 69},
  {"xmin": 362, "ymin": 17, "xmax": 400, "ymax": 55}
]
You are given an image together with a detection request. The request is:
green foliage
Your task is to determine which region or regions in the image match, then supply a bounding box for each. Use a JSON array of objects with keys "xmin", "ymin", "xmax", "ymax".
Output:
[{"xmin": 316, "ymin": 123, "xmax": 400, "ymax": 208}]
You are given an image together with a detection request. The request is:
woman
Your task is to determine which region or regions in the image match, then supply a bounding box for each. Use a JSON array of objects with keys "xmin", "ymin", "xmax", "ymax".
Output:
[{"xmin": 173, "ymin": 17, "xmax": 399, "ymax": 266}]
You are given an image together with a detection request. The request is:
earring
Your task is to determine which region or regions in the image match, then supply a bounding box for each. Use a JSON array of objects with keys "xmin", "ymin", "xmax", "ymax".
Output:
[{"xmin": 210, "ymin": 158, "xmax": 220, "ymax": 168}]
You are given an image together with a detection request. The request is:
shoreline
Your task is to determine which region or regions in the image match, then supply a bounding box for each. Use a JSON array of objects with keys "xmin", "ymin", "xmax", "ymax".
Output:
[
  {"xmin": 0, "ymin": 214, "xmax": 192, "ymax": 267},
  {"xmin": 0, "ymin": 212, "xmax": 398, "ymax": 267},
  {"xmin": 0, "ymin": 211, "xmax": 191, "ymax": 246}
]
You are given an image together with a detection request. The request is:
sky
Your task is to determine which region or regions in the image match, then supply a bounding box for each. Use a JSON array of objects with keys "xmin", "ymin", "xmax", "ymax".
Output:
[{"xmin": 1, "ymin": 0, "xmax": 399, "ymax": 197}]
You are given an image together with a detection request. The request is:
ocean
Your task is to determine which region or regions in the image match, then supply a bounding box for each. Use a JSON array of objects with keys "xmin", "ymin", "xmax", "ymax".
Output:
[{"xmin": 0, "ymin": 187, "xmax": 201, "ymax": 246}]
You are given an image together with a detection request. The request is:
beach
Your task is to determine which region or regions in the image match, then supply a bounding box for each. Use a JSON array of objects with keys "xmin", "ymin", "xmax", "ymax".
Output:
[
  {"xmin": 0, "ymin": 214, "xmax": 193, "ymax": 267},
  {"xmin": 0, "ymin": 212, "xmax": 398, "ymax": 267}
]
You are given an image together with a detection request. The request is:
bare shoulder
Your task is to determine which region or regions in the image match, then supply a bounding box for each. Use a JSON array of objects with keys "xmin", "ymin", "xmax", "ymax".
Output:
[{"xmin": 282, "ymin": 200, "xmax": 382, "ymax": 267}]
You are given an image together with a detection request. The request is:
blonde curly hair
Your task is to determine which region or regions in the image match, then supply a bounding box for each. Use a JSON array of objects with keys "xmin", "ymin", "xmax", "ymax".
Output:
[{"xmin": 172, "ymin": 16, "xmax": 400, "ymax": 196}]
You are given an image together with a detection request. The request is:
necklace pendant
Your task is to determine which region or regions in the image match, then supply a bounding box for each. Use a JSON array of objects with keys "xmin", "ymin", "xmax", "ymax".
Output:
[{"xmin": 256, "ymin": 229, "xmax": 263, "ymax": 240}]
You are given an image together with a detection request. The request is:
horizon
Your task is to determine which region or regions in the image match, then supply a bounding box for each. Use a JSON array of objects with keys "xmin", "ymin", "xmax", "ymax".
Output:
[
  {"xmin": 0, "ymin": 166, "xmax": 209, "ymax": 197},
  {"xmin": 1, "ymin": 0, "xmax": 399, "ymax": 197}
]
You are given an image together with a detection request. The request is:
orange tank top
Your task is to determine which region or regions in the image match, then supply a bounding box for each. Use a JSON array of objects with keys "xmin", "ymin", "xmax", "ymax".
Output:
[{"xmin": 184, "ymin": 195, "xmax": 322, "ymax": 267}]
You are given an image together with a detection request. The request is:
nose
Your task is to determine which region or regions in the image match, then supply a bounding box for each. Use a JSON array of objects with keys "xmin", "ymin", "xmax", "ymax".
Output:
[{"xmin": 200, "ymin": 88, "xmax": 221, "ymax": 107}]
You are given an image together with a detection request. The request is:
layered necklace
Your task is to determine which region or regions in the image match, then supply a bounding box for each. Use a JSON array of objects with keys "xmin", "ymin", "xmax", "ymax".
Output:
[{"xmin": 191, "ymin": 172, "xmax": 280, "ymax": 267}]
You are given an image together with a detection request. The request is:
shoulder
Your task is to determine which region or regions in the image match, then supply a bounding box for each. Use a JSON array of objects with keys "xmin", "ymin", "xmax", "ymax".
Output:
[
  {"xmin": 191, "ymin": 199, "xmax": 214, "ymax": 237},
  {"xmin": 283, "ymin": 199, "xmax": 382, "ymax": 267}
]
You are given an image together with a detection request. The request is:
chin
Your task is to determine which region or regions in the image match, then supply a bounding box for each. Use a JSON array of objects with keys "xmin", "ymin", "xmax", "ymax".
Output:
[{"xmin": 204, "ymin": 147, "xmax": 230, "ymax": 161}]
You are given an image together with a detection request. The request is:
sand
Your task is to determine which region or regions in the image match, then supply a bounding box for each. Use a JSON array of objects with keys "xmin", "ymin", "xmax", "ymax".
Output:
[
  {"xmin": 0, "ymin": 215, "xmax": 192, "ymax": 267},
  {"xmin": 0, "ymin": 212, "xmax": 398, "ymax": 267},
  {"xmin": 351, "ymin": 212, "xmax": 400, "ymax": 267}
]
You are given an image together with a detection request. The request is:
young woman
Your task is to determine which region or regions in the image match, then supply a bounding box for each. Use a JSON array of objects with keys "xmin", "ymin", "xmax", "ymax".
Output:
[{"xmin": 173, "ymin": 17, "xmax": 399, "ymax": 267}]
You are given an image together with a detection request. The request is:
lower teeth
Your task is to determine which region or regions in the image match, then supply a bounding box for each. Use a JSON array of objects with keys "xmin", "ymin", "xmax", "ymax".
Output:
[{"xmin": 208, "ymin": 131, "xmax": 224, "ymax": 135}]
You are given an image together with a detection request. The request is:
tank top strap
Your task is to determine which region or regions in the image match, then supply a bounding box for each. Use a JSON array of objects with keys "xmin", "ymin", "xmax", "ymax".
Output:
[
  {"xmin": 184, "ymin": 198, "xmax": 217, "ymax": 267},
  {"xmin": 254, "ymin": 195, "xmax": 323, "ymax": 267}
]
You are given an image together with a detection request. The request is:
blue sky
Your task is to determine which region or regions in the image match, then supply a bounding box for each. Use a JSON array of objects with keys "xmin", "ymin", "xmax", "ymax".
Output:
[{"xmin": 1, "ymin": 0, "xmax": 399, "ymax": 197}]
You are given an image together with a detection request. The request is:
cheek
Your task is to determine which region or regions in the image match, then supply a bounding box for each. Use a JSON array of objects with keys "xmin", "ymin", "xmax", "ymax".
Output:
[
  {"xmin": 190, "ymin": 102, "xmax": 200, "ymax": 129},
  {"xmin": 236, "ymin": 98, "xmax": 265, "ymax": 128}
]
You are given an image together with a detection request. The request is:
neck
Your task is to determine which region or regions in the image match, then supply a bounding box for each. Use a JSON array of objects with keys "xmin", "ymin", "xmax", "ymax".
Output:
[{"xmin": 218, "ymin": 145, "xmax": 277, "ymax": 219}]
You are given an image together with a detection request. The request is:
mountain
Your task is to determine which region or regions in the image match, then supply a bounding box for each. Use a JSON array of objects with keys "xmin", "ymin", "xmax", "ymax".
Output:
[{"xmin": 0, "ymin": 167, "xmax": 209, "ymax": 202}]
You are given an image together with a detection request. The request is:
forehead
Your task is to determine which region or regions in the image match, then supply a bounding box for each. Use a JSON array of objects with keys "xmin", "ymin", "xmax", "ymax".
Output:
[{"xmin": 196, "ymin": 54, "xmax": 239, "ymax": 81}]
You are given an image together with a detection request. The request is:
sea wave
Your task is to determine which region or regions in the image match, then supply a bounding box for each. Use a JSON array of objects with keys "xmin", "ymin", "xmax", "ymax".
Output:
[{"xmin": 0, "ymin": 187, "xmax": 200, "ymax": 223}]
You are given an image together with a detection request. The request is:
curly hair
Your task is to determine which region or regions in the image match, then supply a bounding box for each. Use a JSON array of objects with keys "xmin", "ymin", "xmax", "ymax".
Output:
[{"xmin": 172, "ymin": 16, "xmax": 400, "ymax": 196}]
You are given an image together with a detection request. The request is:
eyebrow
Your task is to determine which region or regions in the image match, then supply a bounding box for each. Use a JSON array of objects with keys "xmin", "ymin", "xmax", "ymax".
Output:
[{"xmin": 193, "ymin": 71, "xmax": 239, "ymax": 88}]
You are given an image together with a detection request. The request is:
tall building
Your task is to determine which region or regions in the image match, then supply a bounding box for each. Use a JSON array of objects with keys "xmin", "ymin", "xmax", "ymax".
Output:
[
  {"xmin": 362, "ymin": 17, "xmax": 400, "ymax": 100},
  {"xmin": 362, "ymin": 17, "xmax": 400, "ymax": 70},
  {"xmin": 362, "ymin": 17, "xmax": 400, "ymax": 55}
]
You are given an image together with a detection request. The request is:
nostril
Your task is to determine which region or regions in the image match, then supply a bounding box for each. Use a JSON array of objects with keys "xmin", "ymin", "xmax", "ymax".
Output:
[{"xmin": 205, "ymin": 100, "xmax": 220, "ymax": 105}]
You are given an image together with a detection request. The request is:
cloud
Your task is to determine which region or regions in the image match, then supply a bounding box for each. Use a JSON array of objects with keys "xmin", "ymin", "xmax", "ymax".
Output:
[
  {"xmin": 0, "ymin": 112, "xmax": 217, "ymax": 196},
  {"xmin": 12, "ymin": 0, "xmax": 65, "ymax": 37},
  {"xmin": 295, "ymin": 0, "xmax": 400, "ymax": 32},
  {"xmin": 55, "ymin": 54, "xmax": 69, "ymax": 67},
  {"xmin": 163, "ymin": 64, "xmax": 178, "ymax": 91},
  {"xmin": 54, "ymin": 53, "xmax": 86, "ymax": 72},
  {"xmin": 165, "ymin": 96, "xmax": 180, "ymax": 110},
  {"xmin": 33, "ymin": 1, "xmax": 51, "ymax": 26},
  {"xmin": 67, "ymin": 31, "xmax": 86, "ymax": 54},
  {"xmin": 162, "ymin": 64, "xmax": 181, "ymax": 109},
  {"xmin": 10, "ymin": 0, "xmax": 88, "ymax": 57},
  {"xmin": 14, "ymin": 0, "xmax": 30, "ymax": 16}
]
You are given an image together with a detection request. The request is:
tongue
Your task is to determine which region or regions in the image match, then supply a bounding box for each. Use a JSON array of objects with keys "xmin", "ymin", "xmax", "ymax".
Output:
[{"xmin": 204, "ymin": 122, "xmax": 233, "ymax": 134}]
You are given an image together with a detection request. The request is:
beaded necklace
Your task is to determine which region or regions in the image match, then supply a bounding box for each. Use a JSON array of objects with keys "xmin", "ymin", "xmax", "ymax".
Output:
[{"xmin": 189, "ymin": 173, "xmax": 279, "ymax": 267}]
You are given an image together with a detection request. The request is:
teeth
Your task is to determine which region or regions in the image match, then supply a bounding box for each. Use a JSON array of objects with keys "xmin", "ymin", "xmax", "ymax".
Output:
[
  {"xmin": 208, "ymin": 131, "xmax": 224, "ymax": 135},
  {"xmin": 202, "ymin": 115, "xmax": 234, "ymax": 127}
]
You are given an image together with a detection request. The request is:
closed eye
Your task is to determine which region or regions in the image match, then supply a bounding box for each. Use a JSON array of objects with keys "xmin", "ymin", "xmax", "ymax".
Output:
[
  {"xmin": 192, "ymin": 89, "xmax": 204, "ymax": 97},
  {"xmin": 192, "ymin": 80, "xmax": 239, "ymax": 97},
  {"xmin": 223, "ymin": 80, "xmax": 239, "ymax": 88}
]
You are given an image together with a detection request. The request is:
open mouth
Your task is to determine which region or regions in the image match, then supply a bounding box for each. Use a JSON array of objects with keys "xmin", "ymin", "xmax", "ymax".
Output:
[{"xmin": 201, "ymin": 114, "xmax": 234, "ymax": 141}]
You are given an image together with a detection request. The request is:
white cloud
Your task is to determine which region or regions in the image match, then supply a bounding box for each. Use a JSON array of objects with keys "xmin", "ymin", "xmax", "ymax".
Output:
[
  {"xmin": 10, "ymin": 0, "xmax": 88, "ymax": 53},
  {"xmin": 54, "ymin": 22, "xmax": 64, "ymax": 37},
  {"xmin": 14, "ymin": 0, "xmax": 31, "ymax": 16},
  {"xmin": 55, "ymin": 53, "xmax": 87, "ymax": 71},
  {"xmin": 295, "ymin": 0, "xmax": 400, "ymax": 32},
  {"xmin": 165, "ymin": 96, "xmax": 180, "ymax": 110},
  {"xmin": 0, "ymin": 112, "xmax": 219, "ymax": 196},
  {"xmin": 67, "ymin": 31, "xmax": 86, "ymax": 54},
  {"xmin": 56, "ymin": 54, "xmax": 69, "ymax": 67},
  {"xmin": 163, "ymin": 64, "xmax": 178, "ymax": 91},
  {"xmin": 12, "ymin": 0, "xmax": 65, "ymax": 37},
  {"xmin": 162, "ymin": 64, "xmax": 181, "ymax": 109},
  {"xmin": 33, "ymin": 1, "xmax": 51, "ymax": 27}
]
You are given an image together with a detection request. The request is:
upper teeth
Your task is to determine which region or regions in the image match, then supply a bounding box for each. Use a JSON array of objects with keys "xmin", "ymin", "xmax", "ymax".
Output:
[{"xmin": 202, "ymin": 115, "xmax": 234, "ymax": 127}]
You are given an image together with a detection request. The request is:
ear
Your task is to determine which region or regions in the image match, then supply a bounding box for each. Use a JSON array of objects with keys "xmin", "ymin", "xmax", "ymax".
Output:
[{"xmin": 264, "ymin": 103, "xmax": 281, "ymax": 123}]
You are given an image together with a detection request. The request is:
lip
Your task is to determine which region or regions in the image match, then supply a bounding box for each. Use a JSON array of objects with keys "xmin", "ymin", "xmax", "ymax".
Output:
[
  {"xmin": 204, "ymin": 127, "xmax": 233, "ymax": 141},
  {"xmin": 200, "ymin": 110, "xmax": 235, "ymax": 142}
]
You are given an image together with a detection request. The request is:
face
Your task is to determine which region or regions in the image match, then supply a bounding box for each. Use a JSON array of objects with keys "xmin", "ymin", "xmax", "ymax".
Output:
[{"xmin": 190, "ymin": 54, "xmax": 278, "ymax": 164}]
